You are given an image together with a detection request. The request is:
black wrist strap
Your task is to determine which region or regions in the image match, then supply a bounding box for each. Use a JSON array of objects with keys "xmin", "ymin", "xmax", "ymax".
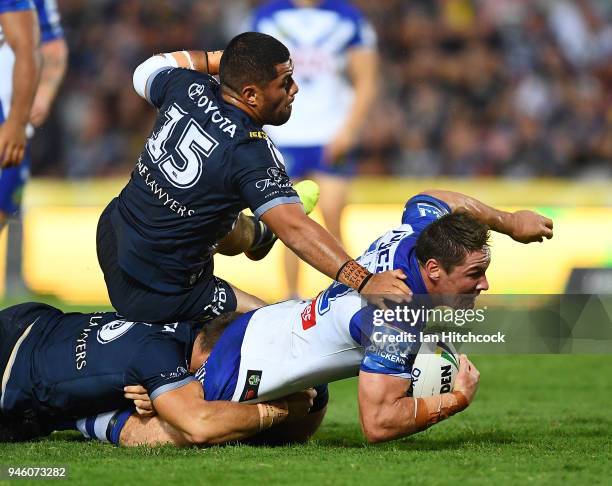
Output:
[{"xmin": 204, "ymin": 51, "xmax": 209, "ymax": 74}]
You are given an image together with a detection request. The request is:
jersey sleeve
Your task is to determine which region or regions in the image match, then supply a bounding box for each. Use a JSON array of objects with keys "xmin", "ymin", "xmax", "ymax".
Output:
[
  {"xmin": 231, "ymin": 139, "xmax": 301, "ymax": 219},
  {"xmin": 401, "ymin": 194, "xmax": 451, "ymax": 231},
  {"xmin": 348, "ymin": 10, "xmax": 377, "ymax": 49},
  {"xmin": 145, "ymin": 67, "xmax": 209, "ymax": 110},
  {"xmin": 127, "ymin": 338, "xmax": 195, "ymax": 401},
  {"xmin": 0, "ymin": 0, "xmax": 33, "ymax": 13},
  {"xmin": 350, "ymin": 306, "xmax": 420, "ymax": 380}
]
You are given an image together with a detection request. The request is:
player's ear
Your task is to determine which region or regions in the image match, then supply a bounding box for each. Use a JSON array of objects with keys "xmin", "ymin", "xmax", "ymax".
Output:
[
  {"xmin": 241, "ymin": 84, "xmax": 259, "ymax": 108},
  {"xmin": 424, "ymin": 259, "xmax": 441, "ymax": 282}
]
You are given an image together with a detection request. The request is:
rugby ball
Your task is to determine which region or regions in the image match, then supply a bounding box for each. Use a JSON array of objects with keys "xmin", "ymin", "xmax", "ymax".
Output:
[{"xmin": 409, "ymin": 337, "xmax": 460, "ymax": 397}]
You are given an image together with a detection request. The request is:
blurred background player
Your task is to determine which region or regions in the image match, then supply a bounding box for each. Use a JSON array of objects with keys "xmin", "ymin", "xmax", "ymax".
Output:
[
  {"xmin": 0, "ymin": 0, "xmax": 67, "ymax": 295},
  {"xmin": 0, "ymin": 0, "xmax": 40, "ymax": 229},
  {"xmin": 251, "ymin": 0, "xmax": 378, "ymax": 298}
]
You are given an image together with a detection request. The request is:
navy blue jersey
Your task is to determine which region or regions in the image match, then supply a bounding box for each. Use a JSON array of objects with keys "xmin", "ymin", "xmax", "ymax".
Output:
[
  {"xmin": 110, "ymin": 68, "xmax": 300, "ymax": 293},
  {"xmin": 0, "ymin": 303, "xmax": 197, "ymax": 420}
]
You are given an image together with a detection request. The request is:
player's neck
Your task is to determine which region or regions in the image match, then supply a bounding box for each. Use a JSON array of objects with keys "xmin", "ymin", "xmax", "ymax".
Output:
[
  {"xmin": 190, "ymin": 335, "xmax": 211, "ymax": 373},
  {"xmin": 221, "ymin": 88, "xmax": 264, "ymax": 126}
]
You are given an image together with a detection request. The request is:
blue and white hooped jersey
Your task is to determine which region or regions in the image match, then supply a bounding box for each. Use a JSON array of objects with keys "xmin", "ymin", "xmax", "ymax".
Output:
[{"xmin": 251, "ymin": 0, "xmax": 377, "ymax": 147}]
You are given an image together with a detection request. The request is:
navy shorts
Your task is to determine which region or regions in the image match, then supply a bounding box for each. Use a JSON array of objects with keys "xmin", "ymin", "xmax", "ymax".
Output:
[
  {"xmin": 281, "ymin": 146, "xmax": 356, "ymax": 179},
  {"xmin": 96, "ymin": 203, "xmax": 237, "ymax": 324}
]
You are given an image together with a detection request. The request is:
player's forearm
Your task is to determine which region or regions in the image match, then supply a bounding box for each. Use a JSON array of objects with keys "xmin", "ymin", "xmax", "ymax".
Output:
[
  {"xmin": 343, "ymin": 49, "xmax": 378, "ymax": 134},
  {"xmin": 33, "ymin": 40, "xmax": 68, "ymax": 105},
  {"xmin": 421, "ymin": 190, "xmax": 514, "ymax": 236},
  {"xmin": 361, "ymin": 393, "xmax": 468, "ymax": 443},
  {"xmin": 154, "ymin": 50, "xmax": 222, "ymax": 75},
  {"xmin": 3, "ymin": 12, "xmax": 41, "ymax": 127},
  {"xmin": 277, "ymin": 216, "xmax": 373, "ymax": 290}
]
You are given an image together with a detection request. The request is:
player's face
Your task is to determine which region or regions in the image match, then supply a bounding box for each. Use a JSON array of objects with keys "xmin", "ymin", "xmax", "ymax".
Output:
[
  {"xmin": 438, "ymin": 248, "xmax": 490, "ymax": 308},
  {"xmin": 259, "ymin": 59, "xmax": 298, "ymax": 126}
]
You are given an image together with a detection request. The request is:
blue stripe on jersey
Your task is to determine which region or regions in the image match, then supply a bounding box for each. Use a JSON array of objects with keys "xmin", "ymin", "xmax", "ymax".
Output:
[
  {"xmin": 0, "ymin": 98, "xmax": 4, "ymax": 122},
  {"xmin": 34, "ymin": 0, "xmax": 64, "ymax": 43},
  {"xmin": 0, "ymin": 0, "xmax": 33, "ymax": 14},
  {"xmin": 201, "ymin": 310, "xmax": 256, "ymax": 401}
]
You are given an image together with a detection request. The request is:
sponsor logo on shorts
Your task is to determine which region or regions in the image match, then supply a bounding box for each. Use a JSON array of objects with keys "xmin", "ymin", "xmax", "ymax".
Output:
[
  {"xmin": 301, "ymin": 298, "xmax": 317, "ymax": 330},
  {"xmin": 239, "ymin": 370, "xmax": 262, "ymax": 402}
]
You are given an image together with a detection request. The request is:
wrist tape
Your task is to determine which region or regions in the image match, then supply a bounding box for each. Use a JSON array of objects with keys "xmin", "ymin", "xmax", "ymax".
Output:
[
  {"xmin": 414, "ymin": 391, "xmax": 469, "ymax": 431},
  {"xmin": 336, "ymin": 260, "xmax": 372, "ymax": 292},
  {"xmin": 257, "ymin": 400, "xmax": 288, "ymax": 431}
]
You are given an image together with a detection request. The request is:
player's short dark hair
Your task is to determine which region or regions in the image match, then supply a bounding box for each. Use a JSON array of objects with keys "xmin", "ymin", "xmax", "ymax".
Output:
[
  {"xmin": 198, "ymin": 311, "xmax": 243, "ymax": 353},
  {"xmin": 220, "ymin": 32, "xmax": 290, "ymax": 92},
  {"xmin": 415, "ymin": 213, "xmax": 490, "ymax": 273}
]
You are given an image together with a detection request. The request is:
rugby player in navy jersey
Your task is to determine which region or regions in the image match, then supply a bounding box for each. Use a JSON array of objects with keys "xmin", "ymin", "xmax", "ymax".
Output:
[
  {"xmin": 1, "ymin": 190, "xmax": 551, "ymax": 445},
  {"xmin": 0, "ymin": 302, "xmax": 315, "ymax": 444},
  {"xmin": 97, "ymin": 32, "xmax": 410, "ymax": 325}
]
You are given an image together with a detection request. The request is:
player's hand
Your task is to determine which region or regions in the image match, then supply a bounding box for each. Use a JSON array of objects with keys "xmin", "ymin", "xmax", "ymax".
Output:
[
  {"xmin": 0, "ymin": 119, "xmax": 27, "ymax": 168},
  {"xmin": 453, "ymin": 354, "xmax": 480, "ymax": 404},
  {"xmin": 509, "ymin": 210, "xmax": 553, "ymax": 244},
  {"xmin": 282, "ymin": 388, "xmax": 317, "ymax": 422},
  {"xmin": 124, "ymin": 385, "xmax": 156, "ymax": 417},
  {"xmin": 324, "ymin": 127, "xmax": 355, "ymax": 166},
  {"xmin": 360, "ymin": 269, "xmax": 413, "ymax": 309}
]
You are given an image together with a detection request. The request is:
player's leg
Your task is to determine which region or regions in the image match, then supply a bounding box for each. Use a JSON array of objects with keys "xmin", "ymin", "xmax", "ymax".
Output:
[
  {"xmin": 312, "ymin": 173, "xmax": 349, "ymax": 243},
  {"xmin": 279, "ymin": 146, "xmax": 314, "ymax": 298}
]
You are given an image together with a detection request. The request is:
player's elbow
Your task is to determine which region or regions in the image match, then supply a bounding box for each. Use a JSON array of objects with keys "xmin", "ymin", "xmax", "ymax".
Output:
[
  {"xmin": 182, "ymin": 426, "xmax": 214, "ymax": 447},
  {"xmin": 133, "ymin": 55, "xmax": 174, "ymax": 100},
  {"xmin": 360, "ymin": 412, "xmax": 394, "ymax": 444}
]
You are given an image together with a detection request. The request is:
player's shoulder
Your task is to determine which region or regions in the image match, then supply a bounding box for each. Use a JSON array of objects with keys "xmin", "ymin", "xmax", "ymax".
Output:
[
  {"xmin": 401, "ymin": 193, "xmax": 452, "ymax": 225},
  {"xmin": 0, "ymin": 0, "xmax": 34, "ymax": 13}
]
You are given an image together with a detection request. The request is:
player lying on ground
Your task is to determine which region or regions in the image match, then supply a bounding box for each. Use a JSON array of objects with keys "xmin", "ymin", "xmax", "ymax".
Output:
[
  {"xmin": 0, "ymin": 302, "xmax": 316, "ymax": 444},
  {"xmin": 96, "ymin": 32, "xmax": 410, "ymax": 327},
  {"xmin": 81, "ymin": 189, "xmax": 552, "ymax": 446}
]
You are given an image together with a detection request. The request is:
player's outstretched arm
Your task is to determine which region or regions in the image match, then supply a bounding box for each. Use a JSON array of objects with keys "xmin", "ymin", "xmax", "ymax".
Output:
[
  {"xmin": 0, "ymin": 9, "xmax": 41, "ymax": 167},
  {"xmin": 260, "ymin": 203, "xmax": 412, "ymax": 304},
  {"xmin": 421, "ymin": 190, "xmax": 554, "ymax": 244},
  {"xmin": 357, "ymin": 355, "xmax": 479, "ymax": 443},
  {"xmin": 151, "ymin": 381, "xmax": 313, "ymax": 446}
]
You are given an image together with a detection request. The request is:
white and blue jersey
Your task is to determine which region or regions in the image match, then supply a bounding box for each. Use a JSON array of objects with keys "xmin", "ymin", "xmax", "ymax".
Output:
[
  {"xmin": 197, "ymin": 195, "xmax": 452, "ymax": 403},
  {"xmin": 251, "ymin": 0, "xmax": 377, "ymax": 148},
  {"xmin": 0, "ymin": 0, "xmax": 64, "ymax": 216}
]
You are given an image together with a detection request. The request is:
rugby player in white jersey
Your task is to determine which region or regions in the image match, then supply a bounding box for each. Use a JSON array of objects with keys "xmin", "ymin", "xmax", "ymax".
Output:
[
  {"xmin": 75, "ymin": 189, "xmax": 551, "ymax": 447},
  {"xmin": 251, "ymin": 0, "xmax": 378, "ymax": 299}
]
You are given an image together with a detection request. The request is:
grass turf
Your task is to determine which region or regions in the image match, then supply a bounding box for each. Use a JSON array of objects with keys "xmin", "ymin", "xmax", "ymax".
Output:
[{"xmin": 0, "ymin": 355, "xmax": 610, "ymax": 485}]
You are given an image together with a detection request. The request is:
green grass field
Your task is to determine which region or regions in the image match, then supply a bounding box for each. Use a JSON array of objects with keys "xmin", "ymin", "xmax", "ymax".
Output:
[{"xmin": 1, "ymin": 354, "xmax": 610, "ymax": 485}]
